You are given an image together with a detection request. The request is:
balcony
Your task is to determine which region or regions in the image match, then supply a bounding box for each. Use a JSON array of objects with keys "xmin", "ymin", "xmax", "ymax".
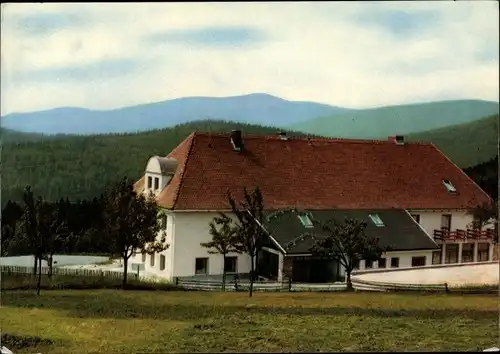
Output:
[{"xmin": 433, "ymin": 228, "xmax": 496, "ymax": 242}]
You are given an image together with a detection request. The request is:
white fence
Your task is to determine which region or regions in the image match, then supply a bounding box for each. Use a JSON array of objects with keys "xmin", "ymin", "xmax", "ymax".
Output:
[
  {"xmin": 175, "ymin": 277, "xmax": 347, "ymax": 292},
  {"xmin": 1, "ymin": 265, "xmax": 124, "ymax": 280}
]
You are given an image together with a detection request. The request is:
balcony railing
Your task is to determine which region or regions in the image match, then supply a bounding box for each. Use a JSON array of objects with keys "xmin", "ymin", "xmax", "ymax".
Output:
[{"xmin": 433, "ymin": 228, "xmax": 496, "ymax": 241}]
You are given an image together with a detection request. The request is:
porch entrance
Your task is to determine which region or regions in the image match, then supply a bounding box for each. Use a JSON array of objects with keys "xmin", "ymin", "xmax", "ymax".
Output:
[{"xmin": 289, "ymin": 257, "xmax": 340, "ymax": 283}]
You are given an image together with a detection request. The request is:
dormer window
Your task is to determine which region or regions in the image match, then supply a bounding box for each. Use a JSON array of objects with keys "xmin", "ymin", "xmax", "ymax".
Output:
[
  {"xmin": 442, "ymin": 179, "xmax": 457, "ymax": 193},
  {"xmin": 298, "ymin": 214, "xmax": 314, "ymax": 228},
  {"xmin": 154, "ymin": 177, "xmax": 159, "ymax": 190},
  {"xmin": 369, "ymin": 214, "xmax": 384, "ymax": 227},
  {"xmin": 147, "ymin": 176, "xmax": 152, "ymax": 189}
]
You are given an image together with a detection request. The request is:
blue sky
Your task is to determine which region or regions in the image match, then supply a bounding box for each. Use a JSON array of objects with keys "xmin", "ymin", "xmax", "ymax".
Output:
[{"xmin": 1, "ymin": 2, "xmax": 498, "ymax": 115}]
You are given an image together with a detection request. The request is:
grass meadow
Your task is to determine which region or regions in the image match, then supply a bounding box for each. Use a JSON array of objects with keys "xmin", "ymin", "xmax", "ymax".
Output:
[{"xmin": 1, "ymin": 288, "xmax": 498, "ymax": 353}]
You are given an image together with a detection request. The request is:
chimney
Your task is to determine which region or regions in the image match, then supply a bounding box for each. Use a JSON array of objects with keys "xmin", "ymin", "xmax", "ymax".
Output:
[
  {"xmin": 230, "ymin": 130, "xmax": 243, "ymax": 152},
  {"xmin": 278, "ymin": 131, "xmax": 288, "ymax": 140},
  {"xmin": 388, "ymin": 135, "xmax": 405, "ymax": 145}
]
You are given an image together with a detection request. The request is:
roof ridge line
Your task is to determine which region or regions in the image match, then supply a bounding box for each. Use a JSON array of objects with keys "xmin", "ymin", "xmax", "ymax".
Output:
[
  {"xmin": 192, "ymin": 131, "xmax": 434, "ymax": 145},
  {"xmin": 171, "ymin": 133, "xmax": 196, "ymax": 209}
]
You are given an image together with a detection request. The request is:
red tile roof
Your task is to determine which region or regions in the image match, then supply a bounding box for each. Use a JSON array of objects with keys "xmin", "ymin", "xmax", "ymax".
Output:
[{"xmin": 134, "ymin": 132, "xmax": 492, "ymax": 210}]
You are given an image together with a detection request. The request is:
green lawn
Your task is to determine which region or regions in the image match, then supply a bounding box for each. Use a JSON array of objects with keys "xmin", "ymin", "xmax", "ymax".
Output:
[{"xmin": 1, "ymin": 290, "xmax": 498, "ymax": 353}]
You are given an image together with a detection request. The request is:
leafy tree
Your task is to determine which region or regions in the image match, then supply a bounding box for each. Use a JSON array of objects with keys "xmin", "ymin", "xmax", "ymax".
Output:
[
  {"xmin": 16, "ymin": 187, "xmax": 52, "ymax": 295},
  {"xmin": 17, "ymin": 187, "xmax": 41, "ymax": 276},
  {"xmin": 103, "ymin": 177, "xmax": 168, "ymax": 288},
  {"xmin": 225, "ymin": 186, "xmax": 266, "ymax": 297},
  {"xmin": 309, "ymin": 217, "xmax": 387, "ymax": 291},
  {"xmin": 468, "ymin": 200, "xmax": 498, "ymax": 243},
  {"xmin": 1, "ymin": 201, "xmax": 24, "ymax": 256},
  {"xmin": 268, "ymin": 209, "xmax": 387, "ymax": 291},
  {"xmin": 201, "ymin": 213, "xmax": 241, "ymax": 291}
]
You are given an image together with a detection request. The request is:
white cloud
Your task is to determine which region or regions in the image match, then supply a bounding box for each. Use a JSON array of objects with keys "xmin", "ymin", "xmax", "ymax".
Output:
[{"xmin": 1, "ymin": 1, "xmax": 498, "ymax": 115}]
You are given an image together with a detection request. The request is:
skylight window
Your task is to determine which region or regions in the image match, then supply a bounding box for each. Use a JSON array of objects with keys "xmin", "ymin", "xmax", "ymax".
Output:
[
  {"xmin": 298, "ymin": 214, "xmax": 314, "ymax": 228},
  {"xmin": 369, "ymin": 214, "xmax": 385, "ymax": 227},
  {"xmin": 442, "ymin": 179, "xmax": 457, "ymax": 193}
]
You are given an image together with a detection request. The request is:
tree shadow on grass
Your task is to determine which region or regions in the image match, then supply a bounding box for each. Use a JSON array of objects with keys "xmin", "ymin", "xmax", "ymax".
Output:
[
  {"xmin": 1, "ymin": 333, "xmax": 59, "ymax": 351},
  {"xmin": 3, "ymin": 291, "xmax": 497, "ymax": 322}
]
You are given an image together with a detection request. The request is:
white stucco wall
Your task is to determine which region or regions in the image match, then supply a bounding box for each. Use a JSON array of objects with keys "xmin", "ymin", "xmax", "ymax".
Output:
[
  {"xmin": 170, "ymin": 212, "xmax": 252, "ymax": 278},
  {"xmin": 130, "ymin": 208, "xmax": 489, "ymax": 281},
  {"xmin": 129, "ymin": 210, "xmax": 174, "ymax": 279},
  {"xmin": 356, "ymin": 250, "xmax": 434, "ymax": 272},
  {"xmin": 143, "ymin": 158, "xmax": 172, "ymax": 196},
  {"xmin": 407, "ymin": 210, "xmax": 477, "ymax": 238},
  {"xmin": 354, "ymin": 262, "xmax": 499, "ymax": 286}
]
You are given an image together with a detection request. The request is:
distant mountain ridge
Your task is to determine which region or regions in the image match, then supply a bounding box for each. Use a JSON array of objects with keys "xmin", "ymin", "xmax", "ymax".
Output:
[
  {"xmin": 1, "ymin": 94, "xmax": 498, "ymax": 138},
  {"xmin": 291, "ymin": 99, "xmax": 499, "ymax": 139},
  {"xmin": 0, "ymin": 93, "xmax": 351, "ymax": 135}
]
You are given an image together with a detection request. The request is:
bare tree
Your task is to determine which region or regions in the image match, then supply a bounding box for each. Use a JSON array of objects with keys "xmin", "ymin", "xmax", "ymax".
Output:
[
  {"xmin": 201, "ymin": 213, "xmax": 240, "ymax": 291},
  {"xmin": 40, "ymin": 200, "xmax": 70, "ymax": 279},
  {"xmin": 226, "ymin": 186, "xmax": 266, "ymax": 297}
]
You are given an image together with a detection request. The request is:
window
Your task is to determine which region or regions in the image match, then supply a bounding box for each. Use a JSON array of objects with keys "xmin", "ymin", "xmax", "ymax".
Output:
[
  {"xmin": 411, "ymin": 256, "xmax": 426, "ymax": 267},
  {"xmin": 445, "ymin": 244, "xmax": 459, "ymax": 264},
  {"xmin": 195, "ymin": 258, "xmax": 208, "ymax": 275},
  {"xmin": 150, "ymin": 253, "xmax": 155, "ymax": 267},
  {"xmin": 154, "ymin": 177, "xmax": 159, "ymax": 190},
  {"xmin": 298, "ymin": 214, "xmax": 313, "ymax": 228},
  {"xmin": 432, "ymin": 250, "xmax": 442, "ymax": 265},
  {"xmin": 161, "ymin": 214, "xmax": 167, "ymax": 230},
  {"xmin": 410, "ymin": 214, "xmax": 420, "ymax": 224},
  {"xmin": 365, "ymin": 260, "xmax": 373, "ymax": 269},
  {"xmin": 478, "ymin": 243, "xmax": 489, "ymax": 261},
  {"xmin": 369, "ymin": 214, "xmax": 384, "ymax": 227},
  {"xmin": 442, "ymin": 179, "xmax": 457, "ymax": 193},
  {"xmin": 147, "ymin": 176, "xmax": 152, "ymax": 189},
  {"xmin": 224, "ymin": 257, "xmax": 237, "ymax": 273},
  {"xmin": 441, "ymin": 214, "xmax": 452, "ymax": 230},
  {"xmin": 142, "ymin": 253, "xmax": 146, "ymax": 263},
  {"xmin": 160, "ymin": 255, "xmax": 166, "ymax": 270},
  {"xmin": 378, "ymin": 258, "xmax": 386, "ymax": 268},
  {"xmin": 390, "ymin": 257, "xmax": 399, "ymax": 268},
  {"xmin": 462, "ymin": 243, "xmax": 473, "ymax": 263}
]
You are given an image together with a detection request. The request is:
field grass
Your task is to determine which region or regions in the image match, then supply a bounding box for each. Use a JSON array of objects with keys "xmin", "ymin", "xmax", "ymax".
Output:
[{"xmin": 1, "ymin": 289, "xmax": 498, "ymax": 353}]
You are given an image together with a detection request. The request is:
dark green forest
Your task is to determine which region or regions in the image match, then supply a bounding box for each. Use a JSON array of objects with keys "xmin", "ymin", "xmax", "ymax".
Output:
[
  {"xmin": 463, "ymin": 155, "xmax": 498, "ymax": 201},
  {"xmin": 407, "ymin": 114, "xmax": 498, "ymax": 168},
  {"xmin": 1, "ymin": 118, "xmax": 498, "ymax": 207},
  {"xmin": 1, "ymin": 121, "xmax": 309, "ymax": 205}
]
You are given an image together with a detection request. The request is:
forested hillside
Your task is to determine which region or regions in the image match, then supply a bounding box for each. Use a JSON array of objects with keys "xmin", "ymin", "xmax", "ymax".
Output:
[
  {"xmin": 1, "ymin": 120, "xmax": 307, "ymax": 205},
  {"xmin": 463, "ymin": 156, "xmax": 498, "ymax": 201},
  {"xmin": 0, "ymin": 128, "xmax": 53, "ymax": 144},
  {"xmin": 407, "ymin": 114, "xmax": 498, "ymax": 167},
  {"xmin": 2, "ymin": 117, "xmax": 497, "ymax": 207},
  {"xmin": 291, "ymin": 100, "xmax": 499, "ymax": 139}
]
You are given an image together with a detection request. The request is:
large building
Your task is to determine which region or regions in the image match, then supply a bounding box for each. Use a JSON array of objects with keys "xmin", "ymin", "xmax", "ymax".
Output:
[{"xmin": 132, "ymin": 130, "xmax": 495, "ymax": 282}]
